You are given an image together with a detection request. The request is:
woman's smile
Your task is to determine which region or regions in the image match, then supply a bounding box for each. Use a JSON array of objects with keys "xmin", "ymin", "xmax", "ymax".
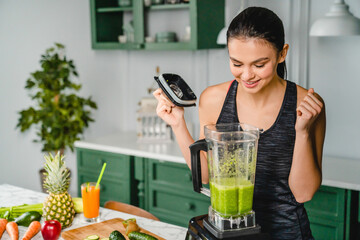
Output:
[{"xmin": 242, "ymin": 79, "xmax": 260, "ymax": 88}]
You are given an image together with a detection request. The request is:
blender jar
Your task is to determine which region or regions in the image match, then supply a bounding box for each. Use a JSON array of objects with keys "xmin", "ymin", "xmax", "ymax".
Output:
[{"xmin": 190, "ymin": 123, "xmax": 260, "ymax": 231}]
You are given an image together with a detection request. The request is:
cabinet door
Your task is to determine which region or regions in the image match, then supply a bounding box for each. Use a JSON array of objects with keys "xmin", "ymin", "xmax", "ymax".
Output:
[
  {"xmin": 78, "ymin": 172, "xmax": 130, "ymax": 206},
  {"xmin": 146, "ymin": 159, "xmax": 210, "ymax": 227},
  {"xmin": 76, "ymin": 148, "xmax": 137, "ymax": 206},
  {"xmin": 305, "ymin": 186, "xmax": 346, "ymax": 240}
]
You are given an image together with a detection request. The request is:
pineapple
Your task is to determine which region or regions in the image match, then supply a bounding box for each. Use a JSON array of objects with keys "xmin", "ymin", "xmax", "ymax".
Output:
[{"xmin": 42, "ymin": 152, "xmax": 76, "ymax": 228}]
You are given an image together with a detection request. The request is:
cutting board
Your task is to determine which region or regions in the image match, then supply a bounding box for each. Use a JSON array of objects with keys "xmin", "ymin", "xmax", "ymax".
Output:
[{"xmin": 61, "ymin": 218, "xmax": 165, "ymax": 240}]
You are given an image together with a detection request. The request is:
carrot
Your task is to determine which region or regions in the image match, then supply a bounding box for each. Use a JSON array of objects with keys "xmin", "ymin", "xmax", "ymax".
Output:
[
  {"xmin": 6, "ymin": 221, "xmax": 19, "ymax": 240},
  {"xmin": 0, "ymin": 219, "xmax": 8, "ymax": 238},
  {"xmin": 21, "ymin": 221, "xmax": 41, "ymax": 240}
]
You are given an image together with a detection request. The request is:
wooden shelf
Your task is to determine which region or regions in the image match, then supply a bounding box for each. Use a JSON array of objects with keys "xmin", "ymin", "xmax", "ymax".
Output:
[
  {"xmin": 147, "ymin": 3, "xmax": 190, "ymax": 11},
  {"xmin": 97, "ymin": 6, "xmax": 133, "ymax": 13},
  {"xmin": 144, "ymin": 42, "xmax": 192, "ymax": 50},
  {"xmin": 92, "ymin": 42, "xmax": 143, "ymax": 50}
]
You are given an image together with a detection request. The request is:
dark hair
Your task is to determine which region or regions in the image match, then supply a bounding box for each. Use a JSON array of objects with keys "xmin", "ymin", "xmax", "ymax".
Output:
[{"xmin": 227, "ymin": 7, "xmax": 287, "ymax": 79}]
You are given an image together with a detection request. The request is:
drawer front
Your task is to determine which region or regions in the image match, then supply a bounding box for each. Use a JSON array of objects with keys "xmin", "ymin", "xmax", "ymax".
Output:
[
  {"xmin": 148, "ymin": 186, "xmax": 210, "ymax": 227},
  {"xmin": 305, "ymin": 186, "xmax": 346, "ymax": 220},
  {"xmin": 148, "ymin": 159, "xmax": 193, "ymax": 190},
  {"xmin": 78, "ymin": 172, "xmax": 131, "ymax": 206},
  {"xmin": 77, "ymin": 148, "xmax": 131, "ymax": 179}
]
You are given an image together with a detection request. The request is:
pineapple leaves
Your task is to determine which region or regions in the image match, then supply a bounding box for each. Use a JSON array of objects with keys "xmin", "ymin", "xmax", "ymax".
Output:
[
  {"xmin": 16, "ymin": 43, "xmax": 97, "ymax": 153},
  {"xmin": 43, "ymin": 152, "xmax": 70, "ymax": 194}
]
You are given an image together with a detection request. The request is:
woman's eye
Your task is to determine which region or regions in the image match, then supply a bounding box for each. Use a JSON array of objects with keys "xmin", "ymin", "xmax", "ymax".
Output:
[
  {"xmin": 255, "ymin": 64, "xmax": 265, "ymax": 68},
  {"xmin": 233, "ymin": 64, "xmax": 242, "ymax": 67}
]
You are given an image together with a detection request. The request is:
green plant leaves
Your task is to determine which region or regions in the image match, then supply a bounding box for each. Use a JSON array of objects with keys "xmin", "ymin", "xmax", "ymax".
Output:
[{"xmin": 16, "ymin": 43, "xmax": 97, "ymax": 153}]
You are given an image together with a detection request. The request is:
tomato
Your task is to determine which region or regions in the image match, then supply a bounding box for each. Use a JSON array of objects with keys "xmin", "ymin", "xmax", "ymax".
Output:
[{"xmin": 41, "ymin": 220, "xmax": 62, "ymax": 240}]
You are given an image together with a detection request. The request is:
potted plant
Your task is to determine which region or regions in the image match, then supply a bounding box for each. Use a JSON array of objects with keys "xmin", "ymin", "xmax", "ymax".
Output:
[{"xmin": 16, "ymin": 43, "xmax": 97, "ymax": 191}]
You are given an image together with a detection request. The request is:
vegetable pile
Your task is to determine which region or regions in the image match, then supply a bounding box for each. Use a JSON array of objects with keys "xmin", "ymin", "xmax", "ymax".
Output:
[
  {"xmin": 0, "ymin": 219, "xmax": 41, "ymax": 240},
  {"xmin": 83, "ymin": 218, "xmax": 158, "ymax": 240},
  {"xmin": 0, "ymin": 198, "xmax": 83, "ymax": 239},
  {"xmin": 0, "ymin": 198, "xmax": 83, "ymax": 222},
  {"xmin": 0, "ymin": 204, "xmax": 42, "ymax": 222}
]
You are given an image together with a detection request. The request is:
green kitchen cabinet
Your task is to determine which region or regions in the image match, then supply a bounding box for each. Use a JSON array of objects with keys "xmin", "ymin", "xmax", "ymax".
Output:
[
  {"xmin": 76, "ymin": 148, "xmax": 138, "ymax": 206},
  {"xmin": 304, "ymin": 186, "xmax": 359, "ymax": 240},
  {"xmin": 90, "ymin": 0, "xmax": 224, "ymax": 50},
  {"xmin": 144, "ymin": 158, "xmax": 210, "ymax": 227}
]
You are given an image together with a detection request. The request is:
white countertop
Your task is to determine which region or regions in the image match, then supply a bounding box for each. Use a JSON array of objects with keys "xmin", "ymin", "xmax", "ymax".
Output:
[
  {"xmin": 75, "ymin": 132, "xmax": 360, "ymax": 191},
  {"xmin": 0, "ymin": 184, "xmax": 187, "ymax": 240},
  {"xmin": 75, "ymin": 132, "xmax": 185, "ymax": 163}
]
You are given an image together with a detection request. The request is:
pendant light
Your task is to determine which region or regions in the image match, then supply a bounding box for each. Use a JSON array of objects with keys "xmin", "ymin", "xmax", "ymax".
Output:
[
  {"xmin": 310, "ymin": 0, "xmax": 360, "ymax": 36},
  {"xmin": 217, "ymin": 0, "xmax": 246, "ymax": 44}
]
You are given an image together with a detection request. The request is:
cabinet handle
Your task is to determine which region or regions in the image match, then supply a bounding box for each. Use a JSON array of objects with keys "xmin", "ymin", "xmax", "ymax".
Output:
[
  {"xmin": 185, "ymin": 202, "xmax": 195, "ymax": 211},
  {"xmin": 97, "ymin": 159, "xmax": 105, "ymax": 166}
]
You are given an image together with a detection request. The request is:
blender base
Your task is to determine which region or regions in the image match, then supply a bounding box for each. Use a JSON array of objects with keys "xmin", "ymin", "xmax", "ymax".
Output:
[{"xmin": 186, "ymin": 214, "xmax": 270, "ymax": 240}]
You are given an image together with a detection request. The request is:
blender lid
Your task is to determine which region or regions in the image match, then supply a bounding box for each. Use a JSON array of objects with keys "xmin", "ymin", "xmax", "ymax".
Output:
[{"xmin": 154, "ymin": 73, "xmax": 197, "ymax": 107}]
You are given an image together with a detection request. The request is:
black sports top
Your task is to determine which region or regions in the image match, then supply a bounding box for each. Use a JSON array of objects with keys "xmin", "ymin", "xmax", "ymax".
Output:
[{"xmin": 216, "ymin": 80, "xmax": 313, "ymax": 240}]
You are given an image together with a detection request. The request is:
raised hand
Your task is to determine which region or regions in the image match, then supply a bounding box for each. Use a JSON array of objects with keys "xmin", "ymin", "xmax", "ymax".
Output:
[
  {"xmin": 295, "ymin": 88, "xmax": 324, "ymax": 133},
  {"xmin": 153, "ymin": 88, "xmax": 185, "ymax": 127}
]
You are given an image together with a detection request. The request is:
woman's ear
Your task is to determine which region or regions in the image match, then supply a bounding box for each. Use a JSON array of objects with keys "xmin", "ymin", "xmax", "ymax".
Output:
[{"xmin": 278, "ymin": 44, "xmax": 289, "ymax": 63}]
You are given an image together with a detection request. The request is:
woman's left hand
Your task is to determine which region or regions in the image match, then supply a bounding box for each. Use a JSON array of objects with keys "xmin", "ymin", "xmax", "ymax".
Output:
[{"xmin": 295, "ymin": 88, "xmax": 324, "ymax": 133}]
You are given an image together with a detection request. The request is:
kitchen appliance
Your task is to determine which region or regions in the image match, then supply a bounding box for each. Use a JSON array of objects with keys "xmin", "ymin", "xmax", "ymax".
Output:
[
  {"xmin": 186, "ymin": 123, "xmax": 269, "ymax": 239},
  {"xmin": 154, "ymin": 73, "xmax": 197, "ymax": 107},
  {"xmin": 136, "ymin": 97, "xmax": 173, "ymax": 143}
]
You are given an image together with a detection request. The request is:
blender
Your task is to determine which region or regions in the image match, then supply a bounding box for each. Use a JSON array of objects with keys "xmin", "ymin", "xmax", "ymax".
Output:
[{"xmin": 186, "ymin": 123, "xmax": 269, "ymax": 239}]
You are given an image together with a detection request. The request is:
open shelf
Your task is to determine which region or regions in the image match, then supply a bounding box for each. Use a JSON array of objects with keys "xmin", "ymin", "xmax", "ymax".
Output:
[
  {"xmin": 147, "ymin": 3, "xmax": 190, "ymax": 11},
  {"xmin": 144, "ymin": 42, "xmax": 192, "ymax": 50},
  {"xmin": 90, "ymin": 0, "xmax": 224, "ymax": 50},
  {"xmin": 92, "ymin": 42, "xmax": 143, "ymax": 50},
  {"xmin": 97, "ymin": 7, "xmax": 133, "ymax": 13}
]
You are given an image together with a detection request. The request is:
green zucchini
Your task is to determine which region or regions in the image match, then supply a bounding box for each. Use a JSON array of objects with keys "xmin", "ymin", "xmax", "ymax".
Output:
[
  {"xmin": 128, "ymin": 232, "xmax": 158, "ymax": 240},
  {"xmin": 14, "ymin": 211, "xmax": 42, "ymax": 227}
]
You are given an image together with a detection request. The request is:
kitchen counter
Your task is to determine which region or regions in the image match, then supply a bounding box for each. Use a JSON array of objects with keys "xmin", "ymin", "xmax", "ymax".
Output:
[
  {"xmin": 75, "ymin": 132, "xmax": 360, "ymax": 191},
  {"xmin": 0, "ymin": 184, "xmax": 187, "ymax": 240},
  {"xmin": 75, "ymin": 132, "xmax": 184, "ymax": 163}
]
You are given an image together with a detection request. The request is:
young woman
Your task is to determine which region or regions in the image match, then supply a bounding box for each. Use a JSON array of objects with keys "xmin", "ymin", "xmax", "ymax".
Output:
[{"xmin": 153, "ymin": 7, "xmax": 325, "ymax": 240}]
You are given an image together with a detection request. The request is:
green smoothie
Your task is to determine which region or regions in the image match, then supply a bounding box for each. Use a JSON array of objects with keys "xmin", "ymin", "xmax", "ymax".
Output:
[{"xmin": 210, "ymin": 178, "xmax": 254, "ymax": 217}]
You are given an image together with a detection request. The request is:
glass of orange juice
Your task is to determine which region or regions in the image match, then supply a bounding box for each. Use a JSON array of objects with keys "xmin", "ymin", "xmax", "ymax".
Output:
[{"xmin": 81, "ymin": 182, "xmax": 100, "ymax": 222}]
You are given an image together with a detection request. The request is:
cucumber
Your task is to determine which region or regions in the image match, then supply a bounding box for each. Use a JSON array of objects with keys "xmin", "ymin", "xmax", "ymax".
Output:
[
  {"xmin": 109, "ymin": 230, "xmax": 126, "ymax": 240},
  {"xmin": 86, "ymin": 235, "xmax": 100, "ymax": 240},
  {"xmin": 100, "ymin": 238, "xmax": 110, "ymax": 240},
  {"xmin": 128, "ymin": 232, "xmax": 158, "ymax": 240},
  {"xmin": 14, "ymin": 211, "xmax": 42, "ymax": 227}
]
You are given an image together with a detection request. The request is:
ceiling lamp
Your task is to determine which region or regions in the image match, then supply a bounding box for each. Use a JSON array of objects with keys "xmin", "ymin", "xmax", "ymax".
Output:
[
  {"xmin": 310, "ymin": 0, "xmax": 360, "ymax": 36},
  {"xmin": 216, "ymin": 27, "xmax": 227, "ymax": 45},
  {"xmin": 217, "ymin": 0, "xmax": 246, "ymax": 45}
]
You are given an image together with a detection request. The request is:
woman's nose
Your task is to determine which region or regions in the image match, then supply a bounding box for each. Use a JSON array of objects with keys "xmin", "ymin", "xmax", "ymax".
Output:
[{"xmin": 240, "ymin": 68, "xmax": 254, "ymax": 81}]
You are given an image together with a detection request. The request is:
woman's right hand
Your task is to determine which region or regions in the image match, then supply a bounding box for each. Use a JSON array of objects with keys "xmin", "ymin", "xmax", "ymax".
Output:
[{"xmin": 153, "ymin": 88, "xmax": 185, "ymax": 127}]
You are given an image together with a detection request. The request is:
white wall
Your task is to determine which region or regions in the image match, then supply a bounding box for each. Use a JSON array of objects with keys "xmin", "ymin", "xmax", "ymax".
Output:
[
  {"xmin": 1, "ymin": 0, "xmax": 359, "ymax": 196},
  {"xmin": 308, "ymin": 0, "xmax": 360, "ymax": 159}
]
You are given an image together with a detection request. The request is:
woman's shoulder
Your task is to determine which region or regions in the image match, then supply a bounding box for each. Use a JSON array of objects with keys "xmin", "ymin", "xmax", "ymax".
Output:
[
  {"xmin": 198, "ymin": 80, "xmax": 234, "ymax": 122},
  {"xmin": 200, "ymin": 80, "xmax": 233, "ymax": 102}
]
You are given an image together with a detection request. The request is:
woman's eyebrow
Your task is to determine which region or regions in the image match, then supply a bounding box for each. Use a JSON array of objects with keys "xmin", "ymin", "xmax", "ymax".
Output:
[{"xmin": 230, "ymin": 57, "xmax": 269, "ymax": 63}]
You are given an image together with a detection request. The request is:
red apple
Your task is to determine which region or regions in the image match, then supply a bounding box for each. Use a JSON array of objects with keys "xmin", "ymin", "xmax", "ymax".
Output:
[{"xmin": 41, "ymin": 220, "xmax": 62, "ymax": 240}]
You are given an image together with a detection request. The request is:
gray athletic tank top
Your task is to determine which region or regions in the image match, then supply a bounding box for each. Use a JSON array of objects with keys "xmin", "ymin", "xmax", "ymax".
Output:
[{"xmin": 217, "ymin": 80, "xmax": 313, "ymax": 240}]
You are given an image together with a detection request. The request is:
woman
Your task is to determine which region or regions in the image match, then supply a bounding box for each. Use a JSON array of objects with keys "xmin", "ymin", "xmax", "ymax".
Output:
[{"xmin": 153, "ymin": 7, "xmax": 325, "ymax": 240}]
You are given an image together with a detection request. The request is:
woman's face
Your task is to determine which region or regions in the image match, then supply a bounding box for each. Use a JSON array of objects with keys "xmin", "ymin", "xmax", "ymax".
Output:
[{"xmin": 228, "ymin": 37, "xmax": 285, "ymax": 93}]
